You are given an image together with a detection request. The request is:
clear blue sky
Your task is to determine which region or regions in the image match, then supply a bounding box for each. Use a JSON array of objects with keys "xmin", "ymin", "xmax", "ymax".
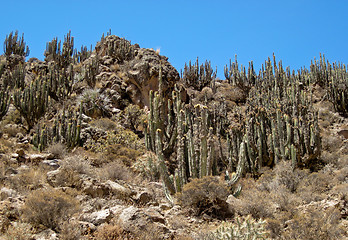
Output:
[{"xmin": 1, "ymin": 0, "xmax": 347, "ymax": 79}]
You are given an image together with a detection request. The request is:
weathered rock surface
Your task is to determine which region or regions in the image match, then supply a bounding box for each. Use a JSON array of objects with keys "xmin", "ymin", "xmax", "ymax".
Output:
[
  {"xmin": 93, "ymin": 35, "xmax": 179, "ymax": 108},
  {"xmin": 81, "ymin": 208, "xmax": 113, "ymax": 225},
  {"xmin": 118, "ymin": 206, "xmax": 170, "ymax": 237}
]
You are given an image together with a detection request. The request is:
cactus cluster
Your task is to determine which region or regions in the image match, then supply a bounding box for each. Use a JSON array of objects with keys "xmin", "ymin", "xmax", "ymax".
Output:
[
  {"xmin": 46, "ymin": 63, "xmax": 74, "ymax": 101},
  {"xmin": 145, "ymin": 55, "xmax": 325, "ymax": 198},
  {"xmin": 13, "ymin": 78, "xmax": 49, "ymax": 130},
  {"xmin": 100, "ymin": 36, "xmax": 136, "ymax": 63},
  {"xmin": 182, "ymin": 58, "xmax": 217, "ymax": 91},
  {"xmin": 44, "ymin": 31, "xmax": 74, "ymax": 68},
  {"xmin": 83, "ymin": 56, "xmax": 99, "ymax": 88},
  {"xmin": 145, "ymin": 69, "xmax": 244, "ymax": 196},
  {"xmin": 204, "ymin": 216, "xmax": 270, "ymax": 240},
  {"xmin": 2, "ymin": 63, "xmax": 26, "ymax": 89},
  {"xmin": 32, "ymin": 106, "xmax": 82, "ymax": 151},
  {"xmin": 3, "ymin": 31, "xmax": 30, "ymax": 58},
  {"xmin": 226, "ymin": 55, "xmax": 321, "ymax": 172},
  {"xmin": 310, "ymin": 54, "xmax": 347, "ymax": 116},
  {"xmin": 76, "ymin": 45, "xmax": 92, "ymax": 63},
  {"xmin": 224, "ymin": 55, "xmax": 256, "ymax": 91}
]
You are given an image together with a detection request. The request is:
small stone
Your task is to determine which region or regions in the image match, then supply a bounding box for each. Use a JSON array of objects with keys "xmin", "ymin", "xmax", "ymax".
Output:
[
  {"xmin": 41, "ymin": 159, "xmax": 60, "ymax": 170},
  {"xmin": 134, "ymin": 191, "xmax": 152, "ymax": 205},
  {"xmin": 15, "ymin": 149, "xmax": 25, "ymax": 157}
]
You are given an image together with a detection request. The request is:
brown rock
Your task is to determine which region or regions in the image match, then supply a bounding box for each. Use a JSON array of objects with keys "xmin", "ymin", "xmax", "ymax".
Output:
[
  {"xmin": 338, "ymin": 130, "xmax": 348, "ymax": 139},
  {"xmin": 94, "ymin": 35, "xmax": 179, "ymax": 109}
]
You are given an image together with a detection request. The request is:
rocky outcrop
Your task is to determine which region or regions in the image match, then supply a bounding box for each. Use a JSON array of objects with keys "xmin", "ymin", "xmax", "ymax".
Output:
[
  {"xmin": 93, "ymin": 35, "xmax": 179, "ymax": 108},
  {"xmin": 118, "ymin": 206, "xmax": 170, "ymax": 238}
]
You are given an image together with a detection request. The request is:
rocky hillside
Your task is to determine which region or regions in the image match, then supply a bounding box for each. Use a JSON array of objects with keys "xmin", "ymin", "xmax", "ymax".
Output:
[{"xmin": 0, "ymin": 31, "xmax": 347, "ymax": 239}]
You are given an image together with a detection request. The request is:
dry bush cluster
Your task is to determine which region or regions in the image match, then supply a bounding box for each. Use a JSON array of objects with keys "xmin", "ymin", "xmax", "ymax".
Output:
[
  {"xmin": 21, "ymin": 188, "xmax": 79, "ymax": 231},
  {"xmin": 177, "ymin": 176, "xmax": 232, "ymax": 218}
]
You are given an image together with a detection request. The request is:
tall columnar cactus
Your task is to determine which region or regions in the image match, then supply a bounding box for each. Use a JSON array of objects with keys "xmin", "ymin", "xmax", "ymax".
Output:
[
  {"xmin": 83, "ymin": 56, "xmax": 99, "ymax": 88},
  {"xmin": 146, "ymin": 84, "xmax": 243, "ymax": 196},
  {"xmin": 106, "ymin": 36, "xmax": 136, "ymax": 63},
  {"xmin": 145, "ymin": 53, "xmax": 324, "ymax": 199},
  {"xmin": 2, "ymin": 63, "xmax": 26, "ymax": 89},
  {"xmin": 182, "ymin": 58, "xmax": 217, "ymax": 91},
  {"xmin": 32, "ymin": 105, "xmax": 82, "ymax": 151},
  {"xmin": 75, "ymin": 45, "xmax": 92, "ymax": 63},
  {"xmin": 46, "ymin": 63, "xmax": 74, "ymax": 101},
  {"xmin": 0, "ymin": 87, "xmax": 10, "ymax": 121},
  {"xmin": 3, "ymin": 31, "xmax": 30, "ymax": 57},
  {"xmin": 13, "ymin": 78, "xmax": 49, "ymax": 130},
  {"xmin": 44, "ymin": 31, "xmax": 74, "ymax": 68}
]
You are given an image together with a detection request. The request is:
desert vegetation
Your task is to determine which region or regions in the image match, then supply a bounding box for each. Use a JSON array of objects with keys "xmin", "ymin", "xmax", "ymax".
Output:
[{"xmin": 0, "ymin": 30, "xmax": 346, "ymax": 239}]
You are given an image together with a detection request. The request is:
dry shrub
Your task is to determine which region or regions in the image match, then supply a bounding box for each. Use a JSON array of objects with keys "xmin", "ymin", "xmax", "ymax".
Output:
[
  {"xmin": 322, "ymin": 135, "xmax": 343, "ymax": 152},
  {"xmin": 335, "ymin": 166, "xmax": 348, "ymax": 183},
  {"xmin": 177, "ymin": 176, "xmax": 231, "ymax": 218},
  {"xmin": 296, "ymin": 170, "xmax": 334, "ymax": 203},
  {"xmin": 63, "ymin": 155, "xmax": 94, "ymax": 175},
  {"xmin": 51, "ymin": 167, "xmax": 82, "ymax": 188},
  {"xmin": 234, "ymin": 186, "xmax": 274, "ymax": 220},
  {"xmin": 90, "ymin": 118, "xmax": 117, "ymax": 131},
  {"xmin": 105, "ymin": 144, "xmax": 142, "ymax": 166},
  {"xmin": 87, "ymin": 126, "xmax": 143, "ymax": 152},
  {"xmin": 120, "ymin": 104, "xmax": 147, "ymax": 132},
  {"xmin": 48, "ymin": 155, "xmax": 94, "ymax": 188},
  {"xmin": 9, "ymin": 167, "xmax": 46, "ymax": 192},
  {"xmin": 47, "ymin": 142, "xmax": 67, "ymax": 159},
  {"xmin": 94, "ymin": 223, "xmax": 135, "ymax": 240},
  {"xmin": 21, "ymin": 188, "xmax": 79, "ymax": 231},
  {"xmin": 98, "ymin": 161, "xmax": 133, "ymax": 182},
  {"xmin": 2, "ymin": 123, "xmax": 26, "ymax": 138},
  {"xmin": 0, "ymin": 137, "xmax": 15, "ymax": 154},
  {"xmin": 282, "ymin": 207, "xmax": 345, "ymax": 240}
]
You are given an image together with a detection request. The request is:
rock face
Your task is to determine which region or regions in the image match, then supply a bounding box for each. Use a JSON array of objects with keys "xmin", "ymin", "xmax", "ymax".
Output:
[
  {"xmin": 118, "ymin": 206, "xmax": 170, "ymax": 237},
  {"xmin": 94, "ymin": 35, "xmax": 179, "ymax": 108}
]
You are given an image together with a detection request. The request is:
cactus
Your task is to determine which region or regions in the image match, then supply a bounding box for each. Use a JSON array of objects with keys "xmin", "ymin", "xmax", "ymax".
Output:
[
  {"xmin": 105, "ymin": 36, "xmax": 136, "ymax": 63},
  {"xmin": 3, "ymin": 31, "xmax": 30, "ymax": 57},
  {"xmin": 75, "ymin": 45, "xmax": 92, "ymax": 63},
  {"xmin": 2, "ymin": 63, "xmax": 26, "ymax": 89},
  {"xmin": 44, "ymin": 31, "xmax": 74, "ymax": 68},
  {"xmin": 182, "ymin": 58, "xmax": 217, "ymax": 91},
  {"xmin": 46, "ymin": 63, "xmax": 74, "ymax": 101},
  {"xmin": 0, "ymin": 87, "xmax": 10, "ymax": 121},
  {"xmin": 32, "ymin": 105, "xmax": 82, "ymax": 151},
  {"xmin": 204, "ymin": 215, "xmax": 270, "ymax": 240},
  {"xmin": 83, "ymin": 56, "xmax": 99, "ymax": 88},
  {"xmin": 13, "ymin": 78, "xmax": 49, "ymax": 130}
]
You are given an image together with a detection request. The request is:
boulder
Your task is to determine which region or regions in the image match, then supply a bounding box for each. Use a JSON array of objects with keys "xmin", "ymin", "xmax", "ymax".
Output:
[
  {"xmin": 41, "ymin": 159, "xmax": 60, "ymax": 170},
  {"xmin": 81, "ymin": 178, "xmax": 110, "ymax": 198},
  {"xmin": 105, "ymin": 180, "xmax": 132, "ymax": 199},
  {"xmin": 119, "ymin": 206, "xmax": 169, "ymax": 237},
  {"xmin": 81, "ymin": 209, "xmax": 113, "ymax": 226},
  {"xmin": 33, "ymin": 228, "xmax": 58, "ymax": 240},
  {"xmin": 93, "ymin": 35, "xmax": 179, "ymax": 109},
  {"xmin": 134, "ymin": 191, "xmax": 153, "ymax": 205}
]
